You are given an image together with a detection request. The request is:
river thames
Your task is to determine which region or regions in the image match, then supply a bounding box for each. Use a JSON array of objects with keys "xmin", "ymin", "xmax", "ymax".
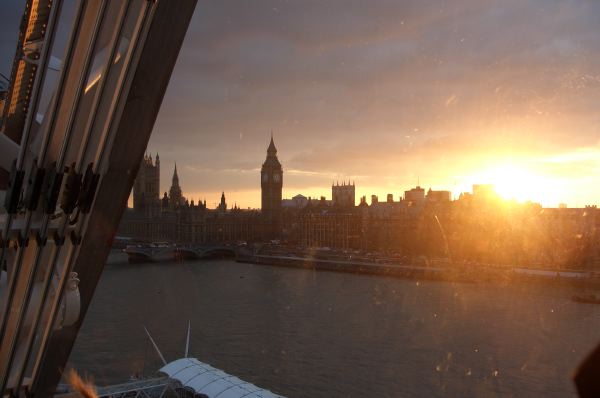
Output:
[{"xmin": 68, "ymin": 258, "xmax": 600, "ymax": 397}]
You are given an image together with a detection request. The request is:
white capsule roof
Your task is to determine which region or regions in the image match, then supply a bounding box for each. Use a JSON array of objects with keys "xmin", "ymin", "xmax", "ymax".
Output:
[{"xmin": 160, "ymin": 358, "xmax": 285, "ymax": 398}]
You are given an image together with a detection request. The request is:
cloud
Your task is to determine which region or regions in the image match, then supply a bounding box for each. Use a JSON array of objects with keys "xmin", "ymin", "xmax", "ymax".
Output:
[{"xmin": 1, "ymin": 0, "xmax": 599, "ymax": 207}]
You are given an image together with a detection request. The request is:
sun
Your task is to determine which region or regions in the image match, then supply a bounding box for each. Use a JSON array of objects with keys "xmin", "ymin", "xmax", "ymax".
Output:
[{"xmin": 472, "ymin": 163, "xmax": 556, "ymax": 204}]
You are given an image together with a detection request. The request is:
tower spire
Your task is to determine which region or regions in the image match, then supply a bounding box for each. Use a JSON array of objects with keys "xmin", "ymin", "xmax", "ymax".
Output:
[
  {"xmin": 267, "ymin": 132, "xmax": 277, "ymax": 155},
  {"xmin": 171, "ymin": 162, "xmax": 180, "ymax": 189}
]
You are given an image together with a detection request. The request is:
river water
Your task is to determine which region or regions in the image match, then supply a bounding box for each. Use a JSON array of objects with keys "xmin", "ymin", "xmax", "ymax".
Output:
[{"xmin": 68, "ymin": 258, "xmax": 600, "ymax": 397}]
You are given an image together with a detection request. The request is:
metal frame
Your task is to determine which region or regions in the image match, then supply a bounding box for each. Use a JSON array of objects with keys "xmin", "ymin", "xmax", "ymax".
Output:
[
  {"xmin": 0, "ymin": 0, "xmax": 197, "ymax": 396},
  {"xmin": 31, "ymin": 2, "xmax": 156, "ymax": 388},
  {"xmin": 13, "ymin": 1, "xmax": 139, "ymax": 390},
  {"xmin": 0, "ymin": 1, "xmax": 112, "ymax": 391}
]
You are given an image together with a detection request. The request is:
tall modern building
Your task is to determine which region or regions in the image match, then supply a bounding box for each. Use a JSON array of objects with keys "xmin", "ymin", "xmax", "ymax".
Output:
[
  {"xmin": 261, "ymin": 136, "xmax": 283, "ymax": 239},
  {"xmin": 133, "ymin": 153, "xmax": 160, "ymax": 210}
]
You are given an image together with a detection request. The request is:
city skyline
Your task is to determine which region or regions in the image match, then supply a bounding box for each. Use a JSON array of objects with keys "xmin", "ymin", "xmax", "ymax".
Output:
[
  {"xmin": 141, "ymin": 142, "xmax": 579, "ymax": 211},
  {"xmin": 2, "ymin": 0, "xmax": 599, "ymax": 208}
]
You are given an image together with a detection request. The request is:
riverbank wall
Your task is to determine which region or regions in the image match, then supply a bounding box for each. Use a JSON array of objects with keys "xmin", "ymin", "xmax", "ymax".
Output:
[{"xmin": 236, "ymin": 254, "xmax": 600, "ymax": 288}]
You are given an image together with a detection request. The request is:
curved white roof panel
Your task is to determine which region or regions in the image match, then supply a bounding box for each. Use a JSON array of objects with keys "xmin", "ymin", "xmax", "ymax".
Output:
[{"xmin": 160, "ymin": 358, "xmax": 286, "ymax": 398}]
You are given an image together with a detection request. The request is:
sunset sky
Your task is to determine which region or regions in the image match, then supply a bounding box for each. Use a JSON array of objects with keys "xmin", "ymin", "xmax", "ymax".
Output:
[{"xmin": 2, "ymin": 0, "xmax": 600, "ymax": 208}]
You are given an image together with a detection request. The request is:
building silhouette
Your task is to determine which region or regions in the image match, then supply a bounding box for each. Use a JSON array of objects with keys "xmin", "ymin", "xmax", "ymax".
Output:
[
  {"xmin": 121, "ymin": 137, "xmax": 283, "ymax": 243},
  {"xmin": 120, "ymin": 138, "xmax": 600, "ymax": 271},
  {"xmin": 217, "ymin": 191, "xmax": 227, "ymax": 212},
  {"xmin": 132, "ymin": 153, "xmax": 160, "ymax": 214},
  {"xmin": 169, "ymin": 163, "xmax": 184, "ymax": 208},
  {"xmin": 332, "ymin": 181, "xmax": 355, "ymax": 208},
  {"xmin": 261, "ymin": 135, "xmax": 283, "ymax": 239}
]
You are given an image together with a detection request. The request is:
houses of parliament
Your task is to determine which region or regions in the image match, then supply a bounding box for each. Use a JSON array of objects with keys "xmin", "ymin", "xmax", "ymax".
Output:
[
  {"xmin": 119, "ymin": 137, "xmax": 600, "ymax": 270},
  {"xmin": 119, "ymin": 137, "xmax": 283, "ymax": 243}
]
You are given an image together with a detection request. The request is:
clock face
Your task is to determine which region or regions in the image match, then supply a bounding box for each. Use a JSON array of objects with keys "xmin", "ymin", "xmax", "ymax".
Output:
[
  {"xmin": 262, "ymin": 173, "xmax": 268, "ymax": 183},
  {"xmin": 273, "ymin": 173, "xmax": 281, "ymax": 183}
]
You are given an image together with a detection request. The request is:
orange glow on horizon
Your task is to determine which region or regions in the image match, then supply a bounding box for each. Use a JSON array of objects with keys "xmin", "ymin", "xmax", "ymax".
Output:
[
  {"xmin": 473, "ymin": 164, "xmax": 550, "ymax": 202},
  {"xmin": 149, "ymin": 148, "xmax": 599, "ymax": 210}
]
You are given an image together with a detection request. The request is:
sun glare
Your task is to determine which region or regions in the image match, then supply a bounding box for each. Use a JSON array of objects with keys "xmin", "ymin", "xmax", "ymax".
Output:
[{"xmin": 472, "ymin": 164, "xmax": 557, "ymax": 205}]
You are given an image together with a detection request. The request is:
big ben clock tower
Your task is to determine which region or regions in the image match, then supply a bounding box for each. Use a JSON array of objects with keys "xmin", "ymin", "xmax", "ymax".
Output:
[{"xmin": 261, "ymin": 135, "xmax": 283, "ymax": 239}]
